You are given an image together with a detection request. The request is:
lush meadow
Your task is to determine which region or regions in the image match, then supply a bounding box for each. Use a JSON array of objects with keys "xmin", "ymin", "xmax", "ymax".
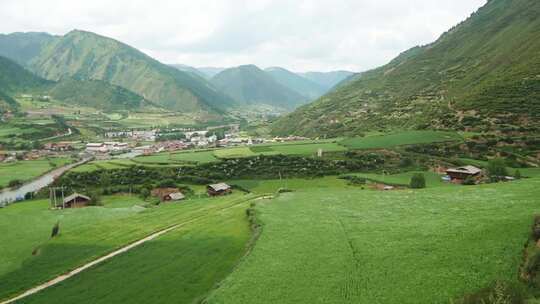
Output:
[
  {"xmin": 340, "ymin": 130, "xmax": 464, "ymax": 150},
  {"xmin": 207, "ymin": 178, "xmax": 540, "ymax": 304}
]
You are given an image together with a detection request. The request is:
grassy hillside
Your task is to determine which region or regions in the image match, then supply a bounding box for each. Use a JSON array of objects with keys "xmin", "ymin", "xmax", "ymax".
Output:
[
  {"xmin": 49, "ymin": 79, "xmax": 147, "ymax": 111},
  {"xmin": 265, "ymin": 67, "xmax": 326, "ymax": 100},
  {"xmin": 170, "ymin": 64, "xmax": 209, "ymax": 79},
  {"xmin": 273, "ymin": 0, "xmax": 540, "ymax": 137},
  {"xmin": 207, "ymin": 178, "xmax": 540, "ymax": 304},
  {"xmin": 0, "ymin": 56, "xmax": 51, "ymax": 93},
  {"xmin": 0, "ymin": 32, "xmax": 54, "ymax": 67},
  {"xmin": 29, "ymin": 30, "xmax": 234, "ymax": 113},
  {"xmin": 211, "ymin": 65, "xmax": 308, "ymax": 110},
  {"xmin": 0, "ymin": 90, "xmax": 18, "ymax": 113}
]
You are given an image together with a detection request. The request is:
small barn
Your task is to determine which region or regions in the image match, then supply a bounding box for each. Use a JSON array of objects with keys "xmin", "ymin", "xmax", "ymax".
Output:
[
  {"xmin": 151, "ymin": 188, "xmax": 185, "ymax": 202},
  {"xmin": 446, "ymin": 165, "xmax": 482, "ymax": 182},
  {"xmin": 63, "ymin": 193, "xmax": 91, "ymax": 208},
  {"xmin": 207, "ymin": 183, "xmax": 232, "ymax": 196}
]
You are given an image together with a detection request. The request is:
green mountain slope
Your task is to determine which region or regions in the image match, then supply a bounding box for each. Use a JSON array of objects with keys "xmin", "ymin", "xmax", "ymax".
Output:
[
  {"xmin": 211, "ymin": 65, "xmax": 308, "ymax": 110},
  {"xmin": 29, "ymin": 30, "xmax": 234, "ymax": 113},
  {"xmin": 299, "ymin": 71, "xmax": 355, "ymax": 91},
  {"xmin": 0, "ymin": 90, "xmax": 18, "ymax": 113},
  {"xmin": 0, "ymin": 55, "xmax": 51, "ymax": 93},
  {"xmin": 265, "ymin": 67, "xmax": 326, "ymax": 100},
  {"xmin": 273, "ymin": 0, "xmax": 540, "ymax": 137},
  {"xmin": 0, "ymin": 55, "xmax": 150, "ymax": 112},
  {"xmin": 0, "ymin": 32, "xmax": 55, "ymax": 67},
  {"xmin": 49, "ymin": 79, "xmax": 148, "ymax": 111}
]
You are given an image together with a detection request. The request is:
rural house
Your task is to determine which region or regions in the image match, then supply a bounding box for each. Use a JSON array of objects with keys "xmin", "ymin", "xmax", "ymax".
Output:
[
  {"xmin": 207, "ymin": 183, "xmax": 232, "ymax": 196},
  {"xmin": 63, "ymin": 193, "xmax": 91, "ymax": 208},
  {"xmin": 445, "ymin": 165, "xmax": 482, "ymax": 182},
  {"xmin": 151, "ymin": 188, "xmax": 185, "ymax": 202}
]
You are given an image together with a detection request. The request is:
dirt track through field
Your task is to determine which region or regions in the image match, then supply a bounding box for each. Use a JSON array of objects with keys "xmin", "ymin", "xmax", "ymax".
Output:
[{"xmin": 1, "ymin": 195, "xmax": 265, "ymax": 304}]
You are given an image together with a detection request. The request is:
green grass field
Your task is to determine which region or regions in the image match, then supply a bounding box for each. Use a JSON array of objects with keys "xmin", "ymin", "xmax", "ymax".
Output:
[
  {"xmin": 207, "ymin": 178, "xmax": 540, "ymax": 304},
  {"xmin": 0, "ymin": 193, "xmax": 255, "ymax": 302},
  {"xmin": 19, "ymin": 203, "xmax": 251, "ymax": 304},
  {"xmin": 340, "ymin": 130, "xmax": 464, "ymax": 150},
  {"xmin": 0, "ymin": 158, "xmax": 71, "ymax": 188}
]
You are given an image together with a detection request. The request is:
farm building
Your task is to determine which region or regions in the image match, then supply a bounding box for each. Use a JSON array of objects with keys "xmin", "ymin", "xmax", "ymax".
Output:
[
  {"xmin": 207, "ymin": 183, "xmax": 232, "ymax": 196},
  {"xmin": 63, "ymin": 193, "xmax": 91, "ymax": 208},
  {"xmin": 446, "ymin": 165, "xmax": 482, "ymax": 181},
  {"xmin": 151, "ymin": 188, "xmax": 185, "ymax": 202}
]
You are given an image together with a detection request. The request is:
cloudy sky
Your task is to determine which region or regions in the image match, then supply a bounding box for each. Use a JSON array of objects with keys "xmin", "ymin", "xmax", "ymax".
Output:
[{"xmin": 1, "ymin": 0, "xmax": 486, "ymax": 72}]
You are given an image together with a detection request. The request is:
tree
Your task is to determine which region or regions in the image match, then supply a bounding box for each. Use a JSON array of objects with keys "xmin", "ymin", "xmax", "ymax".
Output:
[
  {"xmin": 8, "ymin": 179, "xmax": 23, "ymax": 188},
  {"xmin": 410, "ymin": 173, "xmax": 426, "ymax": 189},
  {"xmin": 140, "ymin": 188, "xmax": 150, "ymax": 200},
  {"xmin": 487, "ymin": 158, "xmax": 508, "ymax": 182}
]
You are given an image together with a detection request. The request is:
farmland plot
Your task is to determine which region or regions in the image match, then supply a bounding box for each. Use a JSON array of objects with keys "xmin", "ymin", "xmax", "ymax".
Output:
[{"xmin": 207, "ymin": 179, "xmax": 540, "ymax": 304}]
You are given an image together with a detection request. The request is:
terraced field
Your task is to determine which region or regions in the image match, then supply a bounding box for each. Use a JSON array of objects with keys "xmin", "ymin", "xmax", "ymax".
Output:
[{"xmin": 207, "ymin": 178, "xmax": 540, "ymax": 304}]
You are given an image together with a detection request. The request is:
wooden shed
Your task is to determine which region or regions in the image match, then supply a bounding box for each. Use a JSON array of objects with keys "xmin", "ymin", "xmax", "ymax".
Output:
[
  {"xmin": 63, "ymin": 193, "xmax": 91, "ymax": 208},
  {"xmin": 151, "ymin": 188, "xmax": 185, "ymax": 202},
  {"xmin": 207, "ymin": 183, "xmax": 232, "ymax": 196}
]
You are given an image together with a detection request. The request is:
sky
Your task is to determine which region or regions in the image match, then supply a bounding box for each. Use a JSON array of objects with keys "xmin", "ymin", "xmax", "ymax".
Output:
[{"xmin": 0, "ymin": 0, "xmax": 487, "ymax": 72}]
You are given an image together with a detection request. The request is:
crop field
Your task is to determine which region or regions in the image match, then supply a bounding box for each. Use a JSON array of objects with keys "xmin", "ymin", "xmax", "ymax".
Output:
[
  {"xmin": 207, "ymin": 178, "xmax": 540, "ymax": 304},
  {"xmin": 20, "ymin": 203, "xmax": 251, "ymax": 304},
  {"xmin": 0, "ymin": 158, "xmax": 71, "ymax": 188},
  {"xmin": 340, "ymin": 130, "xmax": 464, "ymax": 150},
  {"xmin": 0, "ymin": 193, "xmax": 255, "ymax": 301},
  {"xmin": 170, "ymin": 150, "xmax": 218, "ymax": 163}
]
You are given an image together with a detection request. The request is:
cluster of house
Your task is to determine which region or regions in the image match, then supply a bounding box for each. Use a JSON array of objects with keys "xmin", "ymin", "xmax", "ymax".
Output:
[
  {"xmin": 105, "ymin": 130, "xmax": 157, "ymax": 141},
  {"xmin": 86, "ymin": 142, "xmax": 130, "ymax": 154},
  {"xmin": 58, "ymin": 183, "xmax": 232, "ymax": 209}
]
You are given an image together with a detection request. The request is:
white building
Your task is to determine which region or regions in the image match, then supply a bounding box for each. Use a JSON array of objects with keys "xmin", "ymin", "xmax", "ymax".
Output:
[{"xmin": 86, "ymin": 143, "xmax": 108, "ymax": 153}]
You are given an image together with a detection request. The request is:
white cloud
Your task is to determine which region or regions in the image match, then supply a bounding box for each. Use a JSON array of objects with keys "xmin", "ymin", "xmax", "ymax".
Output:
[{"xmin": 0, "ymin": 0, "xmax": 487, "ymax": 72}]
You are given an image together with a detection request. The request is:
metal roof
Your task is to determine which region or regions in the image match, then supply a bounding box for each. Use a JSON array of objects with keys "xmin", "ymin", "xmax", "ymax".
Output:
[{"xmin": 446, "ymin": 165, "xmax": 482, "ymax": 175}]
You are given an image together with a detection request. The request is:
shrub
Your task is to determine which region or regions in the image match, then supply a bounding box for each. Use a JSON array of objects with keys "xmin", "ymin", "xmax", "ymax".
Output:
[
  {"xmin": 87, "ymin": 192, "xmax": 103, "ymax": 206},
  {"xmin": 410, "ymin": 173, "xmax": 426, "ymax": 189},
  {"xmin": 515, "ymin": 170, "xmax": 522, "ymax": 180},
  {"xmin": 140, "ymin": 188, "xmax": 150, "ymax": 200}
]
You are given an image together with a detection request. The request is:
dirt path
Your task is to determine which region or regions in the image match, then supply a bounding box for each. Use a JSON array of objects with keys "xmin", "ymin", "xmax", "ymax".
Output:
[{"xmin": 1, "ymin": 195, "xmax": 262, "ymax": 304}]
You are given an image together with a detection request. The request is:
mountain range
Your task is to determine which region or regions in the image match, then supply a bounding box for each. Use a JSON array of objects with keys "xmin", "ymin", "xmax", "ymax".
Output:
[
  {"xmin": 0, "ymin": 30, "xmax": 353, "ymax": 116},
  {"xmin": 272, "ymin": 0, "xmax": 540, "ymax": 137}
]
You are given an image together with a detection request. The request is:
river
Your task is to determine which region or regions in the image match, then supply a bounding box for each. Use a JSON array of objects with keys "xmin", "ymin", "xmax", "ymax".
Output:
[{"xmin": 0, "ymin": 158, "xmax": 90, "ymax": 206}]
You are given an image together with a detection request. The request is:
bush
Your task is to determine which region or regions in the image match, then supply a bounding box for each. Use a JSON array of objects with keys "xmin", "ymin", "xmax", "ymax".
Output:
[
  {"xmin": 409, "ymin": 173, "xmax": 426, "ymax": 189},
  {"xmin": 515, "ymin": 170, "xmax": 522, "ymax": 180},
  {"xmin": 87, "ymin": 192, "xmax": 103, "ymax": 206},
  {"xmin": 140, "ymin": 188, "xmax": 150, "ymax": 200}
]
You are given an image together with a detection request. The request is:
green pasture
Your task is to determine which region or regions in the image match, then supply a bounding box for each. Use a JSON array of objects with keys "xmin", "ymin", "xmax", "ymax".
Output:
[
  {"xmin": 170, "ymin": 150, "xmax": 219, "ymax": 163},
  {"xmin": 0, "ymin": 193, "xmax": 254, "ymax": 301},
  {"xmin": 21, "ymin": 203, "xmax": 251, "ymax": 304},
  {"xmin": 0, "ymin": 158, "xmax": 71, "ymax": 188},
  {"xmin": 340, "ymin": 130, "xmax": 464, "ymax": 150},
  {"xmin": 208, "ymin": 178, "xmax": 540, "ymax": 304}
]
